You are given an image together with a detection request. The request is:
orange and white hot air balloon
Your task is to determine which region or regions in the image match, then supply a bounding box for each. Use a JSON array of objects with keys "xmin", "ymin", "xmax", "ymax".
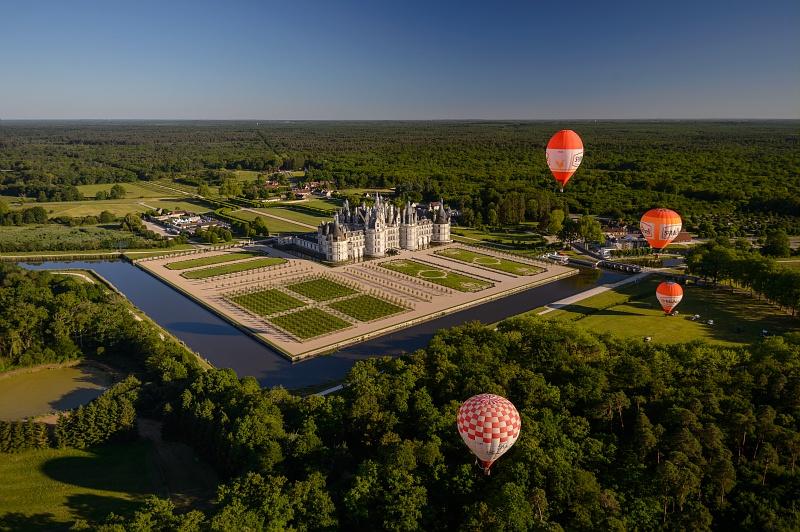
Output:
[
  {"xmin": 457, "ymin": 393, "xmax": 521, "ymax": 475},
  {"xmin": 640, "ymin": 208, "xmax": 682, "ymax": 250},
  {"xmin": 546, "ymin": 129, "xmax": 584, "ymax": 191},
  {"xmin": 656, "ymin": 281, "xmax": 683, "ymax": 314}
]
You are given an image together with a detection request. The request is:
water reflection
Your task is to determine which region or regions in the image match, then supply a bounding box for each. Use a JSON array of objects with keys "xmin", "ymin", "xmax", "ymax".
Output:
[{"xmin": 21, "ymin": 261, "xmax": 623, "ymax": 389}]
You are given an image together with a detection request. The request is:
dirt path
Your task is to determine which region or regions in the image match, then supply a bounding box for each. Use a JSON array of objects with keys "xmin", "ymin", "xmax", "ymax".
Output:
[
  {"xmin": 51, "ymin": 271, "xmax": 96, "ymax": 283},
  {"xmin": 137, "ymin": 418, "xmax": 218, "ymax": 509}
]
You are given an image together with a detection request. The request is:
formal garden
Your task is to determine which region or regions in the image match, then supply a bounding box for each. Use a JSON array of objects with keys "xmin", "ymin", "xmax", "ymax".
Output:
[
  {"xmin": 164, "ymin": 251, "xmax": 258, "ymax": 270},
  {"xmin": 180, "ymin": 257, "xmax": 286, "ymax": 279},
  {"xmin": 286, "ymin": 277, "xmax": 357, "ymax": 301},
  {"xmin": 328, "ymin": 294, "xmax": 406, "ymax": 322},
  {"xmin": 435, "ymin": 247, "xmax": 544, "ymax": 275},
  {"xmin": 269, "ymin": 307, "xmax": 351, "ymax": 339},
  {"xmin": 380, "ymin": 259, "xmax": 493, "ymax": 292},
  {"xmin": 228, "ymin": 288, "xmax": 306, "ymax": 317}
]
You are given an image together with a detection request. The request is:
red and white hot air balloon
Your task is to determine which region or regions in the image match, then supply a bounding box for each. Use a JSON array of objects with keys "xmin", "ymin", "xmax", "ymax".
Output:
[
  {"xmin": 546, "ymin": 129, "xmax": 584, "ymax": 191},
  {"xmin": 656, "ymin": 281, "xmax": 683, "ymax": 315},
  {"xmin": 640, "ymin": 208, "xmax": 682, "ymax": 251},
  {"xmin": 457, "ymin": 393, "xmax": 521, "ymax": 475}
]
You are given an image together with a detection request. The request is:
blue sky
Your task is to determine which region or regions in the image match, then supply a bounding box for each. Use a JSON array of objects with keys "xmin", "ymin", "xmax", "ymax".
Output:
[{"xmin": 1, "ymin": 0, "xmax": 798, "ymax": 119}]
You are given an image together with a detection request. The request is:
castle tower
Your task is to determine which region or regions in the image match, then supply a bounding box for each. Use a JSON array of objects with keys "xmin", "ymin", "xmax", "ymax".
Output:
[{"xmin": 432, "ymin": 198, "xmax": 451, "ymax": 244}]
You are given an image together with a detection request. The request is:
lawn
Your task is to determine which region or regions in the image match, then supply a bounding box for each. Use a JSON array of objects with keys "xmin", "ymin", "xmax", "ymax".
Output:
[
  {"xmin": 287, "ymin": 278, "xmax": 357, "ymax": 301},
  {"xmin": 225, "ymin": 209, "xmax": 310, "ymax": 233},
  {"xmin": 270, "ymin": 307, "xmax": 351, "ymax": 339},
  {"xmin": 435, "ymin": 247, "xmax": 544, "ymax": 275},
  {"xmin": 75, "ymin": 183, "xmax": 166, "ymax": 199},
  {"xmin": 165, "ymin": 251, "xmax": 258, "ymax": 270},
  {"xmin": 0, "ymin": 442, "xmax": 159, "ymax": 528},
  {"xmin": 230, "ymin": 288, "xmax": 306, "ymax": 316},
  {"xmin": 380, "ymin": 259, "xmax": 493, "ymax": 292},
  {"xmin": 450, "ymin": 225, "xmax": 549, "ymax": 258},
  {"xmin": 542, "ymin": 277, "xmax": 798, "ymax": 346},
  {"xmin": 23, "ymin": 199, "xmax": 149, "ymax": 218},
  {"xmin": 328, "ymin": 294, "xmax": 406, "ymax": 322},
  {"xmin": 257, "ymin": 207, "xmax": 330, "ymax": 226},
  {"xmin": 301, "ymin": 198, "xmax": 342, "ymax": 213},
  {"xmin": 777, "ymin": 260, "xmax": 800, "ymax": 271},
  {"xmin": 180, "ymin": 257, "xmax": 286, "ymax": 279}
]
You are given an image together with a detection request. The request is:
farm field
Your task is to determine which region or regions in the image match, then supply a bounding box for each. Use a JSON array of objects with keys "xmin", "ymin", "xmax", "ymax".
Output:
[
  {"xmin": 542, "ymin": 277, "xmax": 798, "ymax": 346},
  {"xmin": 165, "ymin": 251, "xmax": 258, "ymax": 270},
  {"xmin": 229, "ymin": 288, "xmax": 306, "ymax": 316},
  {"xmin": 0, "ymin": 442, "xmax": 159, "ymax": 527},
  {"xmin": 287, "ymin": 277, "xmax": 357, "ymax": 301},
  {"xmin": 75, "ymin": 182, "xmax": 165, "ymax": 198},
  {"xmin": 435, "ymin": 247, "xmax": 544, "ymax": 275},
  {"xmin": 180, "ymin": 257, "xmax": 286, "ymax": 279},
  {"xmin": 380, "ymin": 259, "xmax": 493, "ymax": 292},
  {"xmin": 270, "ymin": 307, "xmax": 351, "ymax": 339},
  {"xmin": 328, "ymin": 294, "xmax": 405, "ymax": 322}
]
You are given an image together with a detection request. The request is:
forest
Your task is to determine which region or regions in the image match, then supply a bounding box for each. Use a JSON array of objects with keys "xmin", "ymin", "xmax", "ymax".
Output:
[
  {"xmin": 1, "ymin": 121, "xmax": 798, "ymax": 237},
  {"xmin": 2, "ymin": 265, "xmax": 799, "ymax": 530}
]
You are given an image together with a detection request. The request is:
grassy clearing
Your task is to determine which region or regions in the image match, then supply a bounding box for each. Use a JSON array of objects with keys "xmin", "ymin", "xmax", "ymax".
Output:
[
  {"xmin": 257, "ymin": 207, "xmax": 329, "ymax": 226},
  {"xmin": 328, "ymin": 294, "xmax": 406, "ymax": 322},
  {"xmin": 542, "ymin": 277, "xmax": 798, "ymax": 346},
  {"xmin": 270, "ymin": 307, "xmax": 351, "ymax": 339},
  {"xmin": 436, "ymin": 247, "xmax": 544, "ymax": 275},
  {"xmin": 225, "ymin": 209, "xmax": 310, "ymax": 233},
  {"xmin": 0, "ymin": 442, "xmax": 158, "ymax": 527},
  {"xmin": 301, "ymin": 198, "xmax": 342, "ymax": 212},
  {"xmin": 75, "ymin": 183, "xmax": 165, "ymax": 198},
  {"xmin": 230, "ymin": 289, "xmax": 306, "ymax": 316},
  {"xmin": 380, "ymin": 259, "xmax": 492, "ymax": 292},
  {"xmin": 287, "ymin": 278, "xmax": 357, "ymax": 301},
  {"xmin": 165, "ymin": 252, "xmax": 257, "ymax": 270},
  {"xmin": 777, "ymin": 260, "xmax": 800, "ymax": 271},
  {"xmin": 181, "ymin": 257, "xmax": 286, "ymax": 279}
]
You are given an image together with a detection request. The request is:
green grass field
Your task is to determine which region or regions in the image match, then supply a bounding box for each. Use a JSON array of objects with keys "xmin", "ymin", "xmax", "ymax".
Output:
[
  {"xmin": 542, "ymin": 277, "xmax": 798, "ymax": 346},
  {"xmin": 300, "ymin": 198, "xmax": 342, "ymax": 212},
  {"xmin": 165, "ymin": 251, "xmax": 258, "ymax": 270},
  {"xmin": 0, "ymin": 443, "xmax": 159, "ymax": 528},
  {"xmin": 230, "ymin": 288, "xmax": 306, "ymax": 316},
  {"xmin": 380, "ymin": 259, "xmax": 493, "ymax": 292},
  {"xmin": 9, "ymin": 197, "xmax": 211, "ymax": 218},
  {"xmin": 225, "ymin": 209, "xmax": 310, "ymax": 233},
  {"xmin": 328, "ymin": 294, "xmax": 406, "ymax": 322},
  {"xmin": 75, "ymin": 183, "xmax": 166, "ymax": 199},
  {"xmin": 270, "ymin": 307, "xmax": 351, "ymax": 339},
  {"xmin": 257, "ymin": 207, "xmax": 330, "ymax": 226},
  {"xmin": 450, "ymin": 225, "xmax": 549, "ymax": 258},
  {"xmin": 180, "ymin": 257, "xmax": 286, "ymax": 279},
  {"xmin": 287, "ymin": 278, "xmax": 357, "ymax": 301},
  {"xmin": 435, "ymin": 248, "xmax": 544, "ymax": 275},
  {"xmin": 0, "ymin": 225, "xmax": 175, "ymax": 253},
  {"xmin": 777, "ymin": 260, "xmax": 800, "ymax": 271}
]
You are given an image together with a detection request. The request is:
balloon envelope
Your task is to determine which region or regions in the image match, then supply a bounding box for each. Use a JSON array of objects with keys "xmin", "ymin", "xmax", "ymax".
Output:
[
  {"xmin": 656, "ymin": 281, "xmax": 683, "ymax": 314},
  {"xmin": 546, "ymin": 130, "xmax": 584, "ymax": 189},
  {"xmin": 457, "ymin": 393, "xmax": 521, "ymax": 472},
  {"xmin": 640, "ymin": 208, "xmax": 682, "ymax": 250}
]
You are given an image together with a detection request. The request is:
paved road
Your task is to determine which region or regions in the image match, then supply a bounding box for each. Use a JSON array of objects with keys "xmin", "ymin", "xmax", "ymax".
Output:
[{"xmin": 537, "ymin": 271, "xmax": 651, "ymax": 315}]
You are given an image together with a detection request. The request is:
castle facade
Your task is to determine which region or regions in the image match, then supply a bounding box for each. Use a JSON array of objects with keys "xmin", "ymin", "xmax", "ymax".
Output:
[{"xmin": 286, "ymin": 194, "xmax": 451, "ymax": 262}]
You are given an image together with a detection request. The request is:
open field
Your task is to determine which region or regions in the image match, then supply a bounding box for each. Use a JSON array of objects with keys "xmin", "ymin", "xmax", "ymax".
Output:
[
  {"xmin": 436, "ymin": 247, "xmax": 544, "ymax": 275},
  {"xmin": 137, "ymin": 244, "xmax": 573, "ymax": 360},
  {"xmin": 287, "ymin": 277, "xmax": 357, "ymax": 301},
  {"xmin": 0, "ymin": 364, "xmax": 112, "ymax": 421},
  {"xmin": 381, "ymin": 259, "xmax": 493, "ymax": 292},
  {"xmin": 165, "ymin": 251, "xmax": 258, "ymax": 270},
  {"xmin": 180, "ymin": 257, "xmax": 286, "ymax": 279},
  {"xmin": 777, "ymin": 259, "xmax": 800, "ymax": 271},
  {"xmin": 75, "ymin": 183, "xmax": 166, "ymax": 198},
  {"xmin": 542, "ymin": 277, "xmax": 798, "ymax": 346},
  {"xmin": 230, "ymin": 288, "xmax": 306, "ymax": 316},
  {"xmin": 328, "ymin": 294, "xmax": 406, "ymax": 321},
  {"xmin": 257, "ymin": 207, "xmax": 330, "ymax": 226},
  {"xmin": 9, "ymin": 197, "xmax": 213, "ymax": 218},
  {"xmin": 300, "ymin": 198, "xmax": 342, "ymax": 212},
  {"xmin": 270, "ymin": 307, "xmax": 351, "ymax": 339},
  {"xmin": 225, "ymin": 209, "xmax": 310, "ymax": 233},
  {"xmin": 0, "ymin": 443, "xmax": 158, "ymax": 527}
]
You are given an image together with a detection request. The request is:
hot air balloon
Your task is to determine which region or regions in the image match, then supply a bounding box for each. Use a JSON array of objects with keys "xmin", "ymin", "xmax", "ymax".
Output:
[
  {"xmin": 546, "ymin": 129, "xmax": 584, "ymax": 191},
  {"xmin": 640, "ymin": 208, "xmax": 682, "ymax": 251},
  {"xmin": 456, "ymin": 393, "xmax": 521, "ymax": 475},
  {"xmin": 656, "ymin": 280, "xmax": 683, "ymax": 314}
]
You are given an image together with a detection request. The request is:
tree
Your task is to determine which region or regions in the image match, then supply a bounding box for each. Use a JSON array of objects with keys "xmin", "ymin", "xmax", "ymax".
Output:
[
  {"xmin": 98, "ymin": 211, "xmax": 116, "ymax": 224},
  {"xmin": 762, "ymin": 230, "xmax": 791, "ymax": 257},
  {"xmin": 0, "ymin": 198, "xmax": 8, "ymax": 216},
  {"xmin": 219, "ymin": 179, "xmax": 243, "ymax": 199},
  {"xmin": 109, "ymin": 184, "xmax": 127, "ymax": 199},
  {"xmin": 95, "ymin": 190, "xmax": 109, "ymax": 200},
  {"xmin": 548, "ymin": 209, "xmax": 565, "ymax": 235},
  {"xmin": 198, "ymin": 183, "xmax": 212, "ymax": 197},
  {"xmin": 577, "ymin": 215, "xmax": 604, "ymax": 244},
  {"xmin": 487, "ymin": 208, "xmax": 499, "ymax": 227},
  {"xmin": 252, "ymin": 217, "xmax": 270, "ymax": 237}
]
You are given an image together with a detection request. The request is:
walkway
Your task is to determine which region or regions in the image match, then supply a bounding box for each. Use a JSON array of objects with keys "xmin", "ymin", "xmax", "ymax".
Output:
[{"xmin": 537, "ymin": 271, "xmax": 651, "ymax": 315}]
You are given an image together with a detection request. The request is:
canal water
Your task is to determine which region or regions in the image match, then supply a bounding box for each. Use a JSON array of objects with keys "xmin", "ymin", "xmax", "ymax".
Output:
[{"xmin": 21, "ymin": 260, "xmax": 626, "ymax": 389}]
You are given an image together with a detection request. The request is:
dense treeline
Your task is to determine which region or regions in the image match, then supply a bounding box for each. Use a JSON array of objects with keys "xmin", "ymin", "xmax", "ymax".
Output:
[
  {"xmin": 686, "ymin": 238, "xmax": 800, "ymax": 314},
  {"xmin": 115, "ymin": 318, "xmax": 800, "ymax": 530},
  {"xmin": 1, "ymin": 121, "xmax": 798, "ymax": 235},
  {"xmin": 0, "ymin": 419, "xmax": 49, "ymax": 453}
]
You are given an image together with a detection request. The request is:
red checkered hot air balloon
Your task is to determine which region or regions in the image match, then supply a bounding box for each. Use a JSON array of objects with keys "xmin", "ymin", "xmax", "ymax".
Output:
[
  {"xmin": 457, "ymin": 393, "xmax": 521, "ymax": 475},
  {"xmin": 656, "ymin": 281, "xmax": 683, "ymax": 314},
  {"xmin": 546, "ymin": 129, "xmax": 584, "ymax": 191}
]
